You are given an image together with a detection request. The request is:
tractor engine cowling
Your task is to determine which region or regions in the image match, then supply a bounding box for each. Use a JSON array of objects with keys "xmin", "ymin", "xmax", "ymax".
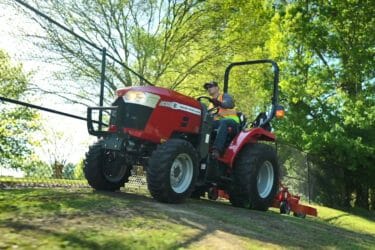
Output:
[{"xmin": 107, "ymin": 86, "xmax": 202, "ymax": 144}]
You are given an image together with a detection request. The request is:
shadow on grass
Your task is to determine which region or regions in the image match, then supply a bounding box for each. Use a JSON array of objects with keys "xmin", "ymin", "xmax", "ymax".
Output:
[
  {"xmin": 1, "ymin": 220, "xmax": 127, "ymax": 250},
  {"xmin": 1, "ymin": 188, "xmax": 374, "ymax": 249},
  {"xmin": 96, "ymin": 190, "xmax": 375, "ymax": 249},
  {"xmin": 324, "ymin": 213, "xmax": 350, "ymax": 223},
  {"xmin": 343, "ymin": 207, "xmax": 375, "ymax": 222}
]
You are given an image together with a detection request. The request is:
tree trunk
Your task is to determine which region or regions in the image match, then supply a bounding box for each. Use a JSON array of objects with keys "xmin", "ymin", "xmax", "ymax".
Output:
[
  {"xmin": 343, "ymin": 183, "xmax": 352, "ymax": 208},
  {"xmin": 370, "ymin": 188, "xmax": 375, "ymax": 211},
  {"xmin": 53, "ymin": 161, "xmax": 64, "ymax": 179},
  {"xmin": 343, "ymin": 169, "xmax": 354, "ymax": 208},
  {"xmin": 355, "ymin": 184, "xmax": 369, "ymax": 210}
]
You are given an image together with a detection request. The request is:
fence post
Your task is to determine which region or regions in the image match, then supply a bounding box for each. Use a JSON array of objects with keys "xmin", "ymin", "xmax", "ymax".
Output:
[{"xmin": 98, "ymin": 48, "xmax": 107, "ymax": 131}]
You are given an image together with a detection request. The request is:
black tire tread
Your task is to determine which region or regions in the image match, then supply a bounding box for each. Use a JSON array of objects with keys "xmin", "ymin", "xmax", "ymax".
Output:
[
  {"xmin": 147, "ymin": 139, "xmax": 198, "ymax": 203},
  {"xmin": 84, "ymin": 141, "xmax": 129, "ymax": 191},
  {"xmin": 230, "ymin": 143, "xmax": 279, "ymax": 211}
]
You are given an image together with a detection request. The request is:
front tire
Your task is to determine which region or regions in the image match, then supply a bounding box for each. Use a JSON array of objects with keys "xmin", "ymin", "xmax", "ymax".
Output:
[
  {"xmin": 230, "ymin": 143, "xmax": 279, "ymax": 211},
  {"xmin": 84, "ymin": 141, "xmax": 130, "ymax": 191},
  {"xmin": 147, "ymin": 139, "xmax": 198, "ymax": 203}
]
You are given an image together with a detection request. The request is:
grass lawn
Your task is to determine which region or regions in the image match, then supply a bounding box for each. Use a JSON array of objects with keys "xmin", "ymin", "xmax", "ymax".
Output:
[
  {"xmin": 0, "ymin": 188, "xmax": 374, "ymax": 249},
  {"xmin": 0, "ymin": 177, "xmax": 88, "ymax": 186}
]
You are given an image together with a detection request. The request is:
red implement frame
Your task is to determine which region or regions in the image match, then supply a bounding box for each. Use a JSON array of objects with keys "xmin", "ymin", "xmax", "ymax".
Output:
[
  {"xmin": 272, "ymin": 183, "xmax": 317, "ymax": 217},
  {"xmin": 212, "ymin": 183, "xmax": 317, "ymax": 218}
]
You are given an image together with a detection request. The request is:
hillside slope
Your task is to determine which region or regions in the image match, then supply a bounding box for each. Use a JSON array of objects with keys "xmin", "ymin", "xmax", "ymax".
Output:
[{"xmin": 0, "ymin": 188, "xmax": 374, "ymax": 249}]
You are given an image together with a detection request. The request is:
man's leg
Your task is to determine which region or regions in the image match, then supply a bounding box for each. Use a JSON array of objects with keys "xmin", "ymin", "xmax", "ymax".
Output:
[
  {"xmin": 213, "ymin": 118, "xmax": 238, "ymax": 154},
  {"xmin": 212, "ymin": 120, "xmax": 220, "ymax": 130},
  {"xmin": 207, "ymin": 120, "xmax": 225, "ymax": 180}
]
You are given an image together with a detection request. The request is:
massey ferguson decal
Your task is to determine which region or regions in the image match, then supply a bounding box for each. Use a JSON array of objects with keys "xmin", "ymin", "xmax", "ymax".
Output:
[{"xmin": 159, "ymin": 101, "xmax": 201, "ymax": 116}]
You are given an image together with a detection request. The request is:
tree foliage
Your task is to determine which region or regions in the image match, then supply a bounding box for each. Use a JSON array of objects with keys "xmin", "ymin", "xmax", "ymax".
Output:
[
  {"xmin": 269, "ymin": 0, "xmax": 375, "ymax": 208},
  {"xmin": 24, "ymin": 0, "xmax": 231, "ymax": 104},
  {"xmin": 24, "ymin": 0, "xmax": 278, "ymax": 106},
  {"xmin": 0, "ymin": 50, "xmax": 40, "ymax": 169}
]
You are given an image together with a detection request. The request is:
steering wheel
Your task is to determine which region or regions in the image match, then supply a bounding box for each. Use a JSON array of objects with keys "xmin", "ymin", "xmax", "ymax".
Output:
[{"xmin": 197, "ymin": 96, "xmax": 219, "ymax": 114}]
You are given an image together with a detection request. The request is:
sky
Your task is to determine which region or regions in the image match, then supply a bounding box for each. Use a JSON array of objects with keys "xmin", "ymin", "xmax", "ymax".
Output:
[{"xmin": 0, "ymin": 2, "xmax": 96, "ymax": 174}]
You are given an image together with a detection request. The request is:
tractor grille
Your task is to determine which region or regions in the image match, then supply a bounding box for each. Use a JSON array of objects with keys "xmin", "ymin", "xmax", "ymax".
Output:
[{"xmin": 111, "ymin": 98, "xmax": 154, "ymax": 130}]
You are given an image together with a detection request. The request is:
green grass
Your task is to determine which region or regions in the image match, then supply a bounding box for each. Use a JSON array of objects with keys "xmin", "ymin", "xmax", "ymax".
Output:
[
  {"xmin": 0, "ymin": 188, "xmax": 374, "ymax": 249},
  {"xmin": 314, "ymin": 205, "xmax": 375, "ymax": 235},
  {"xmin": 0, "ymin": 176, "xmax": 88, "ymax": 186}
]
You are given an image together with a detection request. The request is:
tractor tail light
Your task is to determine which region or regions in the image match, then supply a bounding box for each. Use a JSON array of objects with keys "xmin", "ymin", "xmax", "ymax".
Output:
[{"xmin": 276, "ymin": 105, "xmax": 285, "ymax": 119}]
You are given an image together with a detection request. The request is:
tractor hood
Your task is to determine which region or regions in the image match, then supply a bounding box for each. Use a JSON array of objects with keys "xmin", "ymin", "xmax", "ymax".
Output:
[{"xmin": 116, "ymin": 86, "xmax": 201, "ymax": 116}]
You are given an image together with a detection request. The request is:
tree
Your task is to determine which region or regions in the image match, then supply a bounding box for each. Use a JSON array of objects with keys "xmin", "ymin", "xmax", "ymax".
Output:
[
  {"xmin": 18, "ymin": 0, "xmax": 275, "ymax": 107},
  {"xmin": 16, "ymin": 0, "xmax": 231, "ymax": 105},
  {"xmin": 36, "ymin": 124, "xmax": 85, "ymax": 179},
  {"xmin": 269, "ymin": 0, "xmax": 375, "ymax": 209},
  {"xmin": 73, "ymin": 159, "xmax": 85, "ymax": 180},
  {"xmin": 0, "ymin": 49, "xmax": 40, "ymax": 170},
  {"xmin": 176, "ymin": 0, "xmax": 279, "ymax": 118}
]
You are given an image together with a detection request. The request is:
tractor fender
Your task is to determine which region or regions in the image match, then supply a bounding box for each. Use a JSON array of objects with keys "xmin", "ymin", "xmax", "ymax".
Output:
[{"xmin": 220, "ymin": 127, "xmax": 275, "ymax": 167}]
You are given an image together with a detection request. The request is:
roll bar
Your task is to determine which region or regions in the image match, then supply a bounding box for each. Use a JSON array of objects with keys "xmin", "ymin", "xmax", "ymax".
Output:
[{"xmin": 223, "ymin": 59, "xmax": 280, "ymax": 127}]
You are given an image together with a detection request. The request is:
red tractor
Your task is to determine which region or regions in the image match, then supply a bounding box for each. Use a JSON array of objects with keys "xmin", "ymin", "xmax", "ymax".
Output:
[{"xmin": 84, "ymin": 59, "xmax": 285, "ymax": 211}]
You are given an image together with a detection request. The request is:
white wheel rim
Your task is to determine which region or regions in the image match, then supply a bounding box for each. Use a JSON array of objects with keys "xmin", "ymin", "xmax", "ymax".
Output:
[
  {"xmin": 170, "ymin": 153, "xmax": 193, "ymax": 194},
  {"xmin": 257, "ymin": 161, "xmax": 274, "ymax": 198}
]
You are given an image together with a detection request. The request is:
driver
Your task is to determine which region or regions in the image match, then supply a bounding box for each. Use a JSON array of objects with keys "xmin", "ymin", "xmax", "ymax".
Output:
[{"xmin": 203, "ymin": 81, "xmax": 240, "ymax": 159}]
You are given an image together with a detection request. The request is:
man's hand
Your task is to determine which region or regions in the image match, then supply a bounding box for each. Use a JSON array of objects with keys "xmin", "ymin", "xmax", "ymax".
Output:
[{"xmin": 210, "ymin": 98, "xmax": 222, "ymax": 107}]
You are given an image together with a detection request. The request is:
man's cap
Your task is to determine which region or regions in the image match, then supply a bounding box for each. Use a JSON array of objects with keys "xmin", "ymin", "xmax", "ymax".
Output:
[{"xmin": 203, "ymin": 81, "xmax": 218, "ymax": 90}]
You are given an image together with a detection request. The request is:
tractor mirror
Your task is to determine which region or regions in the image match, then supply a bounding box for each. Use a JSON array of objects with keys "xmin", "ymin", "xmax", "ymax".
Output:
[{"xmin": 275, "ymin": 105, "xmax": 285, "ymax": 119}]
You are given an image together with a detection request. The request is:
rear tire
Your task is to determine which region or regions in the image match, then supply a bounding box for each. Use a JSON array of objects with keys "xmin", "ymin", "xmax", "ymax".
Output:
[
  {"xmin": 229, "ymin": 143, "xmax": 279, "ymax": 211},
  {"xmin": 84, "ymin": 141, "xmax": 130, "ymax": 191},
  {"xmin": 147, "ymin": 139, "xmax": 198, "ymax": 203}
]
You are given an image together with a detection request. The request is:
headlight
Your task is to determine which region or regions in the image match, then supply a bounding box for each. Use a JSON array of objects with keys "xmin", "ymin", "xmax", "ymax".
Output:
[
  {"xmin": 124, "ymin": 91, "xmax": 146, "ymax": 103},
  {"xmin": 123, "ymin": 91, "xmax": 160, "ymax": 108}
]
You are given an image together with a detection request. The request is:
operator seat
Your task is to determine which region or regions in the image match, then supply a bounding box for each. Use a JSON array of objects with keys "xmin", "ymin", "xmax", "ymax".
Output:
[
  {"xmin": 237, "ymin": 112, "xmax": 247, "ymax": 131},
  {"xmin": 210, "ymin": 112, "xmax": 247, "ymax": 149},
  {"xmin": 212, "ymin": 113, "xmax": 245, "ymax": 135}
]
